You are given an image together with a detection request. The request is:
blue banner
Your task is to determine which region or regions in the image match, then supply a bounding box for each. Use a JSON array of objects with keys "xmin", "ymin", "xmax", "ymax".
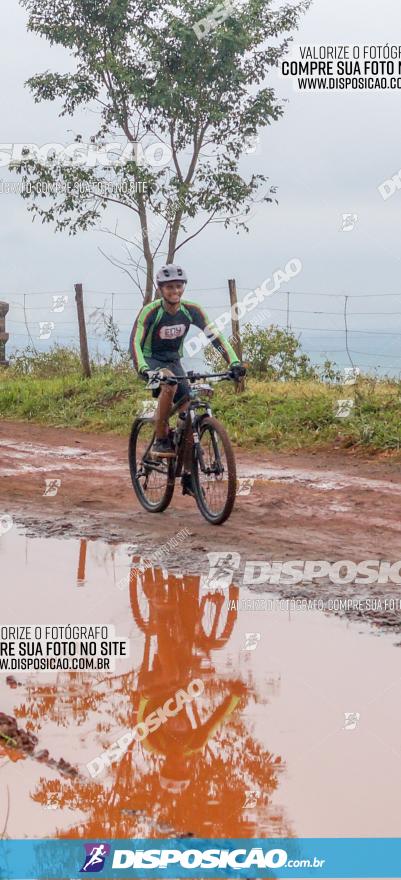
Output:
[{"xmin": 0, "ymin": 838, "xmax": 400, "ymax": 879}]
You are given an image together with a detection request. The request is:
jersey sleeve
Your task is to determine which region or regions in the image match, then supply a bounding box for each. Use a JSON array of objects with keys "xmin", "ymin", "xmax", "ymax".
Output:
[
  {"xmin": 185, "ymin": 302, "xmax": 240, "ymax": 366},
  {"xmin": 129, "ymin": 302, "xmax": 156, "ymax": 373},
  {"xmin": 185, "ymin": 693, "xmax": 241, "ymax": 753}
]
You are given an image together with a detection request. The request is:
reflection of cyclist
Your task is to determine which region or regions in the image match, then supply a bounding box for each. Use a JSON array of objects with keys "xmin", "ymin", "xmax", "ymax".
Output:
[
  {"xmin": 137, "ymin": 681, "xmax": 246, "ymax": 795},
  {"xmin": 130, "ymin": 265, "xmax": 246, "ymax": 470},
  {"xmin": 132, "ymin": 566, "xmax": 246, "ymax": 791}
]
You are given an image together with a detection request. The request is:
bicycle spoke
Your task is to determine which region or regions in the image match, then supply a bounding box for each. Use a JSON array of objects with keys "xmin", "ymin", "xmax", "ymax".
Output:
[
  {"xmin": 197, "ymin": 426, "xmax": 230, "ymax": 516},
  {"xmin": 135, "ymin": 422, "xmax": 170, "ymax": 506}
]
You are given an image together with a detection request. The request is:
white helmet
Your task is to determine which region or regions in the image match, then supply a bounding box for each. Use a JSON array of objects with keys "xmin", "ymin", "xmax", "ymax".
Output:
[{"xmin": 156, "ymin": 264, "xmax": 188, "ymax": 286}]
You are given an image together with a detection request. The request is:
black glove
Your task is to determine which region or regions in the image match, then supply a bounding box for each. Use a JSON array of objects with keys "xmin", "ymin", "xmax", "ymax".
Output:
[
  {"xmin": 143, "ymin": 368, "xmax": 163, "ymax": 389},
  {"xmin": 140, "ymin": 367, "xmax": 160, "ymax": 382},
  {"xmin": 229, "ymin": 363, "xmax": 247, "ymax": 381}
]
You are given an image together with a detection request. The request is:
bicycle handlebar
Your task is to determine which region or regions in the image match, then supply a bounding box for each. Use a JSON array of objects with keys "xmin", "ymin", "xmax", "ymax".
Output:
[
  {"xmin": 187, "ymin": 370, "xmax": 232, "ymax": 382},
  {"xmin": 147, "ymin": 370, "xmax": 232, "ymax": 387}
]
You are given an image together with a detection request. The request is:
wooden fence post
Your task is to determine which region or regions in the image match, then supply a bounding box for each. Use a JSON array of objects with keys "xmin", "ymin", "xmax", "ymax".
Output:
[
  {"xmin": 228, "ymin": 279, "xmax": 245, "ymax": 392},
  {"xmin": 74, "ymin": 284, "xmax": 91, "ymax": 378},
  {"xmin": 0, "ymin": 302, "xmax": 9, "ymax": 367}
]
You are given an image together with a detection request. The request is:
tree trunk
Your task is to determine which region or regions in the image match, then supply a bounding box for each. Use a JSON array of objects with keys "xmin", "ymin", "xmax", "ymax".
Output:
[
  {"xmin": 137, "ymin": 193, "xmax": 154, "ymax": 304},
  {"xmin": 167, "ymin": 210, "xmax": 183, "ymax": 263},
  {"xmin": 143, "ymin": 259, "xmax": 154, "ymax": 305}
]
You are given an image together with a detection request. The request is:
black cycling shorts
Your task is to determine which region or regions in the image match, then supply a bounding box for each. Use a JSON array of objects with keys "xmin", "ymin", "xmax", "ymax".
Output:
[{"xmin": 142, "ymin": 357, "xmax": 191, "ymax": 405}]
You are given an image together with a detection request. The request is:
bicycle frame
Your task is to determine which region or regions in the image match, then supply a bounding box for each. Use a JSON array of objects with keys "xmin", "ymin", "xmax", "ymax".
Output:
[
  {"xmin": 140, "ymin": 371, "xmax": 231, "ymax": 480},
  {"xmin": 171, "ymin": 394, "xmax": 212, "ymax": 479}
]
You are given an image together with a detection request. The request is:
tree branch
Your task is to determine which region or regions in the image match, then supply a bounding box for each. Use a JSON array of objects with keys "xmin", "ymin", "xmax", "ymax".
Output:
[
  {"xmin": 97, "ymin": 246, "xmax": 143, "ymax": 291},
  {"xmin": 175, "ymin": 210, "xmax": 218, "ymax": 252}
]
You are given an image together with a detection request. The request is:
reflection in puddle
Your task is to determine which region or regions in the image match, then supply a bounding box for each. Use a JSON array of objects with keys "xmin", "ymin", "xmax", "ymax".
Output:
[{"xmin": 0, "ymin": 530, "xmax": 400, "ymax": 841}]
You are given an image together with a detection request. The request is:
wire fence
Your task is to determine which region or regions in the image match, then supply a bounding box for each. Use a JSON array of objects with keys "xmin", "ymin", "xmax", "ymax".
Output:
[{"xmin": 2, "ymin": 285, "xmax": 401, "ymax": 375}]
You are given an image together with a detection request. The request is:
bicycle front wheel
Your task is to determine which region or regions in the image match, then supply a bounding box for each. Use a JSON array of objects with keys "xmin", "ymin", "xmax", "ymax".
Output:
[
  {"xmin": 129, "ymin": 418, "xmax": 175, "ymax": 513},
  {"xmin": 192, "ymin": 416, "xmax": 237, "ymax": 525}
]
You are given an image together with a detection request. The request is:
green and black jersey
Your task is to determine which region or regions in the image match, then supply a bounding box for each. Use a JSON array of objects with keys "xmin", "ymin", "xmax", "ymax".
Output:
[{"xmin": 130, "ymin": 298, "xmax": 240, "ymax": 373}]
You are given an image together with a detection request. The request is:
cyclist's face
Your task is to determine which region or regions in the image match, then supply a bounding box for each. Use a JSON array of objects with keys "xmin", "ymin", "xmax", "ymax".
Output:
[{"xmin": 160, "ymin": 281, "xmax": 185, "ymax": 305}]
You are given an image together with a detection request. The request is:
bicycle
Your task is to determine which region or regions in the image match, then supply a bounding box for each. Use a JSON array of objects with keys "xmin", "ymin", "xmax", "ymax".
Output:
[
  {"xmin": 128, "ymin": 370, "xmax": 237, "ymax": 525},
  {"xmin": 129, "ymin": 562, "xmax": 239, "ymax": 649}
]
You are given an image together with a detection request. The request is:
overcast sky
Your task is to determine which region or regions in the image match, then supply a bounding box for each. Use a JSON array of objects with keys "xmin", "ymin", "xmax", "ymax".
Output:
[{"xmin": 2, "ymin": 0, "xmax": 401, "ymax": 370}]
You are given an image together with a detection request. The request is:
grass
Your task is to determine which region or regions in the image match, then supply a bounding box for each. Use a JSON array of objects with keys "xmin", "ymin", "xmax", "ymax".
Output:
[
  {"xmin": 211, "ymin": 379, "xmax": 401, "ymax": 452},
  {"xmin": 1, "ymin": 359, "xmax": 401, "ymax": 454},
  {"xmin": 0, "ymin": 365, "xmax": 143, "ymax": 434}
]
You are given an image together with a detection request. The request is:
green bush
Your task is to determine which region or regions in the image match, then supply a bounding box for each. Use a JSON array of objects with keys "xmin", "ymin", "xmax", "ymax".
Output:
[
  {"xmin": 8, "ymin": 315, "xmax": 132, "ymax": 377},
  {"xmin": 9, "ymin": 344, "xmax": 82, "ymax": 377},
  {"xmin": 204, "ymin": 323, "xmax": 339, "ymax": 381}
]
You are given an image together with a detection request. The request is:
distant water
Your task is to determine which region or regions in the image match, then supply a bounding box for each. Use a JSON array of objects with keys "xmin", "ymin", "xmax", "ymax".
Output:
[{"xmin": 298, "ymin": 332, "xmax": 401, "ymax": 378}]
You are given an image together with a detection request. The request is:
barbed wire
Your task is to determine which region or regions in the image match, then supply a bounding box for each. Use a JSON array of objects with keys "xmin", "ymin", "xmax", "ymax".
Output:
[
  {"xmin": 4, "ymin": 288, "xmax": 401, "ymax": 297},
  {"xmin": 3, "ymin": 287, "xmax": 401, "ymax": 372}
]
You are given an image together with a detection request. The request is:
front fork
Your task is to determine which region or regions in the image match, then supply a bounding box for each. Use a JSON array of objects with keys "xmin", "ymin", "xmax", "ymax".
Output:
[{"xmin": 191, "ymin": 407, "xmax": 219, "ymax": 474}]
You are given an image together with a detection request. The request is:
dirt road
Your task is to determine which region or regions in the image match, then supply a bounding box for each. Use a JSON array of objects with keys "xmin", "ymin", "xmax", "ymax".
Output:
[{"xmin": 1, "ymin": 419, "xmax": 401, "ymax": 635}]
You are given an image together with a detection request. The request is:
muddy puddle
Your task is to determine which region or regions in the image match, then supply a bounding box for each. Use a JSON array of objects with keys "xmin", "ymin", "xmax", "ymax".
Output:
[
  {"xmin": 0, "ymin": 438, "xmax": 123, "ymax": 478},
  {"xmin": 3, "ymin": 434, "xmax": 401, "ymax": 496},
  {"xmin": 0, "ymin": 528, "xmax": 400, "ymax": 842},
  {"xmin": 239, "ymin": 461, "xmax": 401, "ymax": 496}
]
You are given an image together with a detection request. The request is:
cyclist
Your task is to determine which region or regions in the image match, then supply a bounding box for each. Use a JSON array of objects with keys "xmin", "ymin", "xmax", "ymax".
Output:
[{"xmin": 130, "ymin": 265, "xmax": 246, "ymax": 493}]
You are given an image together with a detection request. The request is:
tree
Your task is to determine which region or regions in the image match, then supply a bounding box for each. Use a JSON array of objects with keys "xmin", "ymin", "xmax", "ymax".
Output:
[{"xmin": 17, "ymin": 0, "xmax": 311, "ymax": 302}]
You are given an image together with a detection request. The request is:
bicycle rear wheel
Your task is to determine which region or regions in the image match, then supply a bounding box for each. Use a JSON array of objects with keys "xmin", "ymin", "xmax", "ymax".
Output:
[
  {"xmin": 192, "ymin": 416, "xmax": 237, "ymax": 525},
  {"xmin": 129, "ymin": 418, "xmax": 175, "ymax": 513}
]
